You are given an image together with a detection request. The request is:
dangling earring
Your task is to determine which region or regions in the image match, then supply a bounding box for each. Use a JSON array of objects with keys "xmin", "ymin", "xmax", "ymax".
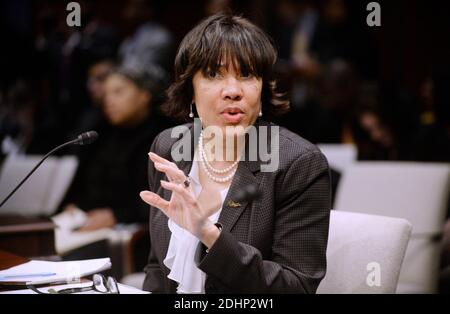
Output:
[
  {"xmin": 258, "ymin": 109, "xmax": 262, "ymax": 117},
  {"xmin": 189, "ymin": 102, "xmax": 194, "ymax": 118}
]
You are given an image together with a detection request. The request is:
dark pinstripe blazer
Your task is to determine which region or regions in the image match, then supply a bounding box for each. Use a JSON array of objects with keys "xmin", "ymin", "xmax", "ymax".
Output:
[{"xmin": 142, "ymin": 119, "xmax": 331, "ymax": 293}]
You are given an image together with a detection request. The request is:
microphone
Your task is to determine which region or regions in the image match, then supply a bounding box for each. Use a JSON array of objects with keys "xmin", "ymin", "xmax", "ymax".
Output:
[
  {"xmin": 234, "ymin": 184, "xmax": 262, "ymax": 202},
  {"xmin": 0, "ymin": 131, "xmax": 99, "ymax": 208},
  {"xmin": 74, "ymin": 131, "xmax": 98, "ymax": 145}
]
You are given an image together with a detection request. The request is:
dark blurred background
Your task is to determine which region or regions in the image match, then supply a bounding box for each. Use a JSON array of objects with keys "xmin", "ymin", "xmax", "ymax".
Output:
[{"xmin": 0, "ymin": 0, "xmax": 448, "ymax": 163}]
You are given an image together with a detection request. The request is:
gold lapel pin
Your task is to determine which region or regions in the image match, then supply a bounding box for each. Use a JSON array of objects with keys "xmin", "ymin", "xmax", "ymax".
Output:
[{"xmin": 227, "ymin": 200, "xmax": 241, "ymax": 208}]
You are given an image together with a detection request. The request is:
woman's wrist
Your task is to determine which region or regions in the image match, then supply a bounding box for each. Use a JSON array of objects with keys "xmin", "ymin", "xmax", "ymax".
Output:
[{"xmin": 199, "ymin": 221, "xmax": 221, "ymax": 249}]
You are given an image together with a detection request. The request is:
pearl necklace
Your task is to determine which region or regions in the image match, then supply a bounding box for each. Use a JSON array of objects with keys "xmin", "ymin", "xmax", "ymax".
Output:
[
  {"xmin": 199, "ymin": 131, "xmax": 239, "ymax": 173},
  {"xmin": 198, "ymin": 131, "xmax": 239, "ymax": 183}
]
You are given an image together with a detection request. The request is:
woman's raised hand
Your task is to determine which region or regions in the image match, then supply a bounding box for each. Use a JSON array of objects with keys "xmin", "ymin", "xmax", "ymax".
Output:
[{"xmin": 140, "ymin": 152, "xmax": 219, "ymax": 246}]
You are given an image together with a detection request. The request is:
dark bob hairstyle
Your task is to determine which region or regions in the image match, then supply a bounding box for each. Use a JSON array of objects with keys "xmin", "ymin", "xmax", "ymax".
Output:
[{"xmin": 162, "ymin": 13, "xmax": 289, "ymax": 121}]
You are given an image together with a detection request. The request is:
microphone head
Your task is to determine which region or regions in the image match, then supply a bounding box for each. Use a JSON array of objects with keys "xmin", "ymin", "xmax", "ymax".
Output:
[{"xmin": 76, "ymin": 131, "xmax": 99, "ymax": 145}]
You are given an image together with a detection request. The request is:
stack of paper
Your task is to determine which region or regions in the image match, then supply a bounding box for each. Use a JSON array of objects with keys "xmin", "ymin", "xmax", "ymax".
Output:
[{"xmin": 0, "ymin": 258, "xmax": 111, "ymax": 285}]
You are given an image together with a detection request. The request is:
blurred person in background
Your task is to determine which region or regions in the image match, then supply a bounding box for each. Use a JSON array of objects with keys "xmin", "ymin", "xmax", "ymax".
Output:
[
  {"xmin": 0, "ymin": 80, "xmax": 38, "ymax": 159},
  {"xmin": 277, "ymin": 59, "xmax": 359, "ymax": 145},
  {"xmin": 0, "ymin": 79, "xmax": 75, "ymax": 159},
  {"xmin": 274, "ymin": 0, "xmax": 377, "ymax": 149},
  {"xmin": 72, "ymin": 11, "xmax": 120, "ymax": 133},
  {"xmin": 411, "ymin": 75, "xmax": 450, "ymax": 162},
  {"xmin": 274, "ymin": 0, "xmax": 321, "ymax": 112},
  {"xmin": 68, "ymin": 56, "xmax": 116, "ymax": 144},
  {"xmin": 87, "ymin": 59, "xmax": 115, "ymax": 108},
  {"xmin": 31, "ymin": 1, "xmax": 119, "ymax": 153},
  {"xmin": 353, "ymin": 107, "xmax": 397, "ymax": 161},
  {"xmin": 61, "ymin": 62, "xmax": 173, "ymax": 234}
]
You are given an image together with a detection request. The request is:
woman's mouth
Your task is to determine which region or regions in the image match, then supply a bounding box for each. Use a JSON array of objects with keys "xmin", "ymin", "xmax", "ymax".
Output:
[{"xmin": 221, "ymin": 107, "xmax": 244, "ymax": 124}]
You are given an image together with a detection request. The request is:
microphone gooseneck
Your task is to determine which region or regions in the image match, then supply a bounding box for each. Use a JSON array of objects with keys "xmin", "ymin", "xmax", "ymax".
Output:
[{"xmin": 0, "ymin": 131, "xmax": 99, "ymax": 208}]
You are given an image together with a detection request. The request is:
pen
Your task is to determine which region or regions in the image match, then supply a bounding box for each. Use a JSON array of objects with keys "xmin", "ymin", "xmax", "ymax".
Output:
[{"xmin": 0, "ymin": 272, "xmax": 57, "ymax": 279}]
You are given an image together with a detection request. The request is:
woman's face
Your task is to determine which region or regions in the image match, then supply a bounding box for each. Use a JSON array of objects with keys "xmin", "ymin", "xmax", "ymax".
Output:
[
  {"xmin": 192, "ymin": 63, "xmax": 263, "ymax": 133},
  {"xmin": 87, "ymin": 61, "xmax": 113, "ymax": 106},
  {"xmin": 103, "ymin": 74, "xmax": 150, "ymax": 127}
]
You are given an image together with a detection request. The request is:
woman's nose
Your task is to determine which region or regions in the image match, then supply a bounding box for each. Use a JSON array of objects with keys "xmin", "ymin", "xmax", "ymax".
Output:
[{"xmin": 221, "ymin": 77, "xmax": 243, "ymax": 101}]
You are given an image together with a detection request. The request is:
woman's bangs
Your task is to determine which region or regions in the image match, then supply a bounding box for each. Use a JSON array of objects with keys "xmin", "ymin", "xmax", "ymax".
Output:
[{"xmin": 199, "ymin": 32, "xmax": 262, "ymax": 78}]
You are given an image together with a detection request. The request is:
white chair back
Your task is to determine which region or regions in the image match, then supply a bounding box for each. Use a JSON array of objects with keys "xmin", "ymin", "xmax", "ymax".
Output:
[
  {"xmin": 334, "ymin": 162, "xmax": 450, "ymax": 293},
  {"xmin": 317, "ymin": 144, "xmax": 357, "ymax": 173},
  {"xmin": 317, "ymin": 210, "xmax": 412, "ymax": 294}
]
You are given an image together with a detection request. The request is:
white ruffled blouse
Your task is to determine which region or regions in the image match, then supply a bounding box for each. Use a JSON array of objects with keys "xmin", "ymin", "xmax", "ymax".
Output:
[{"xmin": 163, "ymin": 157, "xmax": 229, "ymax": 294}]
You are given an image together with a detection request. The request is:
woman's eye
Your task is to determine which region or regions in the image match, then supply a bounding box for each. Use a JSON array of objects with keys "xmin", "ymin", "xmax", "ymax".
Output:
[
  {"xmin": 206, "ymin": 71, "xmax": 222, "ymax": 79},
  {"xmin": 240, "ymin": 73, "xmax": 254, "ymax": 79}
]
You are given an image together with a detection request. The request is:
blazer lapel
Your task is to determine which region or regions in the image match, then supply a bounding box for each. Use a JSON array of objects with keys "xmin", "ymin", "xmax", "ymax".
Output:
[
  {"xmin": 218, "ymin": 159, "xmax": 260, "ymax": 231},
  {"xmin": 168, "ymin": 119, "xmax": 269, "ymax": 231},
  {"xmin": 171, "ymin": 121, "xmax": 199, "ymax": 176},
  {"xmin": 219, "ymin": 119, "xmax": 274, "ymax": 231}
]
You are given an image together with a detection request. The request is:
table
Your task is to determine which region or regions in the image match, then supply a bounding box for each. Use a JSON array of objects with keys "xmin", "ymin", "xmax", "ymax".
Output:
[
  {"xmin": 0, "ymin": 250, "xmax": 28, "ymax": 271},
  {"xmin": 0, "ymin": 215, "xmax": 56, "ymax": 257},
  {"xmin": 0, "ymin": 250, "xmax": 149, "ymax": 294}
]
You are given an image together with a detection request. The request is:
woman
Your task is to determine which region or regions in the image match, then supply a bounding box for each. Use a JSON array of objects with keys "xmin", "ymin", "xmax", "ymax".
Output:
[
  {"xmin": 139, "ymin": 13, "xmax": 331, "ymax": 293},
  {"xmin": 62, "ymin": 62, "xmax": 171, "ymax": 231}
]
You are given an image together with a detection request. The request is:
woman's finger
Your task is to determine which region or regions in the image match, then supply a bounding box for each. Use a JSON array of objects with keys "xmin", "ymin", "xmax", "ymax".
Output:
[
  {"xmin": 160, "ymin": 180, "xmax": 195, "ymax": 203},
  {"xmin": 149, "ymin": 152, "xmax": 185, "ymax": 182},
  {"xmin": 148, "ymin": 152, "xmax": 174, "ymax": 166},
  {"xmin": 140, "ymin": 190, "xmax": 170, "ymax": 212},
  {"xmin": 154, "ymin": 162, "xmax": 186, "ymax": 182}
]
